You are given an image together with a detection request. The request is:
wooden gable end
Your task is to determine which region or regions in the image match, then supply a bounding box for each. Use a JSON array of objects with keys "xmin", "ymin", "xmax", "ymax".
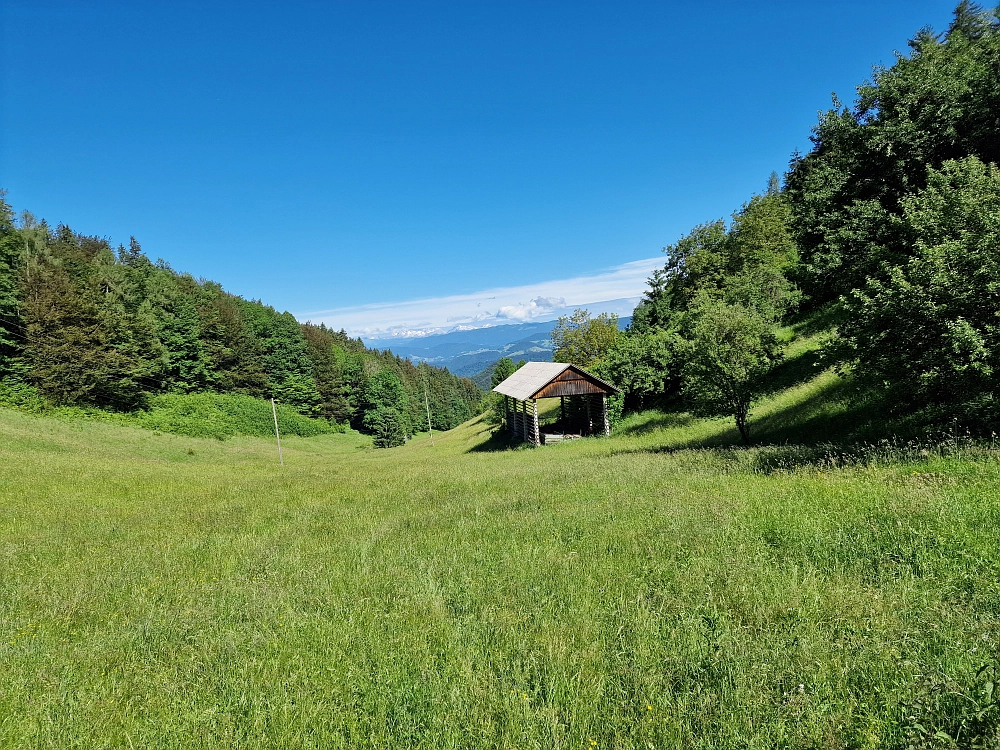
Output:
[{"xmin": 532, "ymin": 367, "xmax": 613, "ymax": 399}]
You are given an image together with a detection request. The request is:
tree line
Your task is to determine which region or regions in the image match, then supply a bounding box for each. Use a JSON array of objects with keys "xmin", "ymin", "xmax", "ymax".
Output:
[
  {"xmin": 542, "ymin": 3, "xmax": 1000, "ymax": 442},
  {"xmin": 0, "ymin": 204, "xmax": 481, "ymax": 447}
]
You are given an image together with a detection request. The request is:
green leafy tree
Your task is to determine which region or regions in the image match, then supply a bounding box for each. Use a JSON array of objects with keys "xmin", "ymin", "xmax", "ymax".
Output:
[
  {"xmin": 593, "ymin": 329, "xmax": 681, "ymax": 412},
  {"xmin": 632, "ymin": 220, "xmax": 729, "ymax": 333},
  {"xmin": 835, "ymin": 157, "xmax": 1000, "ymax": 422},
  {"xmin": 682, "ymin": 300, "xmax": 783, "ymax": 444},
  {"xmin": 195, "ymin": 285, "xmax": 268, "ymax": 395},
  {"xmin": 484, "ymin": 357, "xmax": 524, "ymax": 426},
  {"xmin": 785, "ymin": 4, "xmax": 1000, "ymax": 305},
  {"xmin": 143, "ymin": 267, "xmax": 213, "ymax": 393},
  {"xmin": 551, "ymin": 309, "xmax": 619, "ymax": 367},
  {"xmin": 240, "ymin": 301, "xmax": 322, "ymax": 414},
  {"xmin": 633, "ymin": 191, "xmax": 798, "ymax": 334}
]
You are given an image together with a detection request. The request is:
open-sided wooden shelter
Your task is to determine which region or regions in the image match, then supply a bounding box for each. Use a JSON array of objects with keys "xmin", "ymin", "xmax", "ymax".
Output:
[{"xmin": 492, "ymin": 362, "xmax": 619, "ymax": 446}]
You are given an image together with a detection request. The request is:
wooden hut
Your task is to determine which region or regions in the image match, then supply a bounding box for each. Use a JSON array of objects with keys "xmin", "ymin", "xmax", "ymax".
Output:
[{"xmin": 492, "ymin": 362, "xmax": 619, "ymax": 446}]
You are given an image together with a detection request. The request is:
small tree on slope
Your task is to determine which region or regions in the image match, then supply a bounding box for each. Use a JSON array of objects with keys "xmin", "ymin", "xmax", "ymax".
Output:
[{"xmin": 682, "ymin": 300, "xmax": 783, "ymax": 445}]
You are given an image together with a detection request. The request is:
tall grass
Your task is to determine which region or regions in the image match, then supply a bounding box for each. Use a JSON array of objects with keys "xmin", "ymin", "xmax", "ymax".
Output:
[
  {"xmin": 129, "ymin": 392, "xmax": 344, "ymax": 439},
  {"xmin": 1, "ymin": 367, "xmax": 999, "ymax": 748},
  {"xmin": 0, "ymin": 380, "xmax": 344, "ymax": 439}
]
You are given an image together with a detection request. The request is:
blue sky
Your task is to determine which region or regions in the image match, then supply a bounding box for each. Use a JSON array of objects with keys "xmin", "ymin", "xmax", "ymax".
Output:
[{"xmin": 1, "ymin": 1, "xmax": 953, "ymax": 335}]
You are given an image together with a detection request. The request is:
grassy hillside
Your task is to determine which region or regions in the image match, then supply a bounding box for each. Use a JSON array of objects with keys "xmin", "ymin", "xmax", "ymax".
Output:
[
  {"xmin": 2, "ymin": 371, "xmax": 999, "ymax": 748},
  {"xmin": 0, "ymin": 385, "xmax": 346, "ymax": 440}
]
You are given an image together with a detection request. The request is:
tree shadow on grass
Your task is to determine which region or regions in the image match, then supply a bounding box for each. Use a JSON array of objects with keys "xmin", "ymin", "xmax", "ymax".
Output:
[
  {"xmin": 760, "ymin": 347, "xmax": 825, "ymax": 397},
  {"xmin": 787, "ymin": 303, "xmax": 844, "ymax": 338},
  {"xmin": 613, "ymin": 377, "xmax": 913, "ymax": 472},
  {"xmin": 615, "ymin": 411, "xmax": 696, "ymax": 437},
  {"xmin": 466, "ymin": 428, "xmax": 531, "ymax": 453}
]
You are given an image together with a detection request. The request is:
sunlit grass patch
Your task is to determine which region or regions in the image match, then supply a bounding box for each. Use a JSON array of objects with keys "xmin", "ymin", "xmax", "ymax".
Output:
[{"xmin": 2, "ymin": 379, "xmax": 999, "ymax": 748}]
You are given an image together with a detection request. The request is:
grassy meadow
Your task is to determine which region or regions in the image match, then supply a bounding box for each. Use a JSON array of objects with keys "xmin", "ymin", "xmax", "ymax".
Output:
[{"xmin": 2, "ymin": 370, "xmax": 1000, "ymax": 749}]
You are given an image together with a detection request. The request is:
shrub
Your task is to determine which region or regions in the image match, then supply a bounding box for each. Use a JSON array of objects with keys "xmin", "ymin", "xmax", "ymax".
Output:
[{"xmin": 133, "ymin": 393, "xmax": 344, "ymax": 439}]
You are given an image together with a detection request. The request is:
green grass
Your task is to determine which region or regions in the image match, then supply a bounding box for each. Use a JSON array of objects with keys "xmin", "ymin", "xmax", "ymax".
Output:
[
  {"xmin": 2, "ymin": 368, "xmax": 999, "ymax": 748},
  {"xmin": 0, "ymin": 381, "xmax": 344, "ymax": 440}
]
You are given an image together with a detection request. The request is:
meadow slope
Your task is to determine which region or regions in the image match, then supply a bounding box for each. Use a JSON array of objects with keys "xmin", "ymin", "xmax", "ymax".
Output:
[{"xmin": 1, "ymin": 377, "xmax": 999, "ymax": 749}]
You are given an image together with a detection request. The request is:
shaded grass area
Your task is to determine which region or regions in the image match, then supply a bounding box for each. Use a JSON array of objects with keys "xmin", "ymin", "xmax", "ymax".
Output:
[
  {"xmin": 608, "ymin": 326, "xmax": 900, "ymax": 460},
  {"xmin": 0, "ymin": 380, "xmax": 344, "ymax": 440},
  {"xmin": 2, "ymin": 385, "xmax": 1000, "ymax": 748}
]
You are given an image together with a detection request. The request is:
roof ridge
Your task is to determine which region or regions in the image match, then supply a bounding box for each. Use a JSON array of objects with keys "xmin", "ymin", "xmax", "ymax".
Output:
[{"xmin": 491, "ymin": 360, "xmax": 617, "ymax": 400}]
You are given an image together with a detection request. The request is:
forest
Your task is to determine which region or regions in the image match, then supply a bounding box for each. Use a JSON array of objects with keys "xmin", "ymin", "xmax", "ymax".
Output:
[
  {"xmin": 530, "ymin": 2, "xmax": 1000, "ymax": 443},
  {"xmin": 0, "ymin": 204, "xmax": 482, "ymax": 446}
]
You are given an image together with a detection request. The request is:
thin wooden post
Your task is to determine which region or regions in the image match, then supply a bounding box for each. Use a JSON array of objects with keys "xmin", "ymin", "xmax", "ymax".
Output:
[
  {"xmin": 271, "ymin": 397, "xmax": 283, "ymax": 466},
  {"xmin": 586, "ymin": 395, "xmax": 593, "ymax": 435},
  {"xmin": 602, "ymin": 393, "xmax": 610, "ymax": 437},
  {"xmin": 560, "ymin": 396, "xmax": 565, "ymax": 431},
  {"xmin": 532, "ymin": 399, "xmax": 540, "ymax": 446}
]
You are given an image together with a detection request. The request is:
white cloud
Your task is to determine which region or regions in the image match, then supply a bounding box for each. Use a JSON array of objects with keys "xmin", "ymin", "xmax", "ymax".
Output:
[
  {"xmin": 295, "ymin": 257, "xmax": 663, "ymax": 338},
  {"xmin": 496, "ymin": 296, "xmax": 566, "ymax": 322}
]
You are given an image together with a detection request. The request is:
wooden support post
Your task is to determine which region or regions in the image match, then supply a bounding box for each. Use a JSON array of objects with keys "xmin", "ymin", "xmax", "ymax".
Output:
[
  {"xmin": 532, "ymin": 399, "xmax": 540, "ymax": 446},
  {"xmin": 519, "ymin": 399, "xmax": 526, "ymax": 440},
  {"xmin": 602, "ymin": 393, "xmax": 610, "ymax": 437},
  {"xmin": 560, "ymin": 396, "xmax": 565, "ymax": 431},
  {"xmin": 586, "ymin": 395, "xmax": 593, "ymax": 435},
  {"xmin": 271, "ymin": 397, "xmax": 283, "ymax": 466}
]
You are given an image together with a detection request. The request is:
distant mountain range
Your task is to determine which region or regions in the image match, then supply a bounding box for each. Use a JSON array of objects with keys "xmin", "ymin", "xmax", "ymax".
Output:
[{"xmin": 366, "ymin": 316, "xmax": 631, "ymax": 387}]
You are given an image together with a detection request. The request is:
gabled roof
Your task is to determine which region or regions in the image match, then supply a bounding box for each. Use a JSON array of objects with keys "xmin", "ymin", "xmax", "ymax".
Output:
[{"xmin": 492, "ymin": 361, "xmax": 619, "ymax": 400}]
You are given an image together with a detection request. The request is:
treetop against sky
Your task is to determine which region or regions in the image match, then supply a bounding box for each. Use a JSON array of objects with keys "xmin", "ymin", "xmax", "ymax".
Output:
[{"xmin": 0, "ymin": 1, "xmax": 953, "ymax": 331}]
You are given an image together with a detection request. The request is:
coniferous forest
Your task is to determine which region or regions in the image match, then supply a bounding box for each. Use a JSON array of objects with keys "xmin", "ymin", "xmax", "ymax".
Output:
[{"xmin": 0, "ymin": 203, "xmax": 482, "ymax": 445}]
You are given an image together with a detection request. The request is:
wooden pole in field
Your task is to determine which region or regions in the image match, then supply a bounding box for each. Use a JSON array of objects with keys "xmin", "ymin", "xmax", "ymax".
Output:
[
  {"xmin": 271, "ymin": 397, "xmax": 284, "ymax": 466},
  {"xmin": 602, "ymin": 393, "xmax": 610, "ymax": 437},
  {"xmin": 424, "ymin": 383, "xmax": 434, "ymax": 446}
]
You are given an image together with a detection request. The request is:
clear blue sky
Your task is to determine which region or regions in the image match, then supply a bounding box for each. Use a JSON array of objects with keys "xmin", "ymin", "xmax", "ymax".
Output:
[{"xmin": 0, "ymin": 1, "xmax": 954, "ymax": 326}]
